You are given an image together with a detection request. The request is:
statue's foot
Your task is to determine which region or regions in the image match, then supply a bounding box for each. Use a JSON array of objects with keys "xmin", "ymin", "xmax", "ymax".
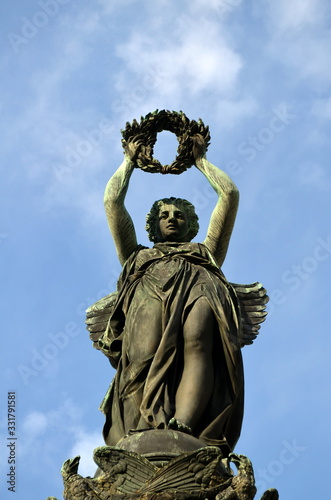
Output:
[{"xmin": 168, "ymin": 417, "xmax": 192, "ymax": 435}]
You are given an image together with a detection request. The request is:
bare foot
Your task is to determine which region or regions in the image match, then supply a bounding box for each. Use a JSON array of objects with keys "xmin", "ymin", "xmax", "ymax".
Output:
[{"xmin": 168, "ymin": 418, "xmax": 192, "ymax": 435}]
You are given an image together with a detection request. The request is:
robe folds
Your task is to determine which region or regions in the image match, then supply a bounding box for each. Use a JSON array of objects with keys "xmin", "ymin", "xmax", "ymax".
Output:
[{"xmin": 100, "ymin": 241, "xmax": 244, "ymax": 454}]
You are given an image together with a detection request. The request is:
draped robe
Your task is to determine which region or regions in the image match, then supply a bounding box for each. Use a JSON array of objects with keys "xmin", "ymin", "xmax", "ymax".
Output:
[{"xmin": 100, "ymin": 241, "xmax": 244, "ymax": 455}]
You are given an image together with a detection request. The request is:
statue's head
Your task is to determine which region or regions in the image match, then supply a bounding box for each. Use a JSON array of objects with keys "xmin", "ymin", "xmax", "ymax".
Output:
[{"xmin": 146, "ymin": 197, "xmax": 199, "ymax": 243}]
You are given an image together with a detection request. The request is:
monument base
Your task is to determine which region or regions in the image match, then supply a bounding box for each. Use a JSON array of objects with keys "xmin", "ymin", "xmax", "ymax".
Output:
[{"xmin": 47, "ymin": 430, "xmax": 279, "ymax": 500}]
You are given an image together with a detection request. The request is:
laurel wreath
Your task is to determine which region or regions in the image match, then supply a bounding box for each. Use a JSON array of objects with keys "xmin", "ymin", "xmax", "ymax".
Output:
[{"xmin": 121, "ymin": 110, "xmax": 211, "ymax": 174}]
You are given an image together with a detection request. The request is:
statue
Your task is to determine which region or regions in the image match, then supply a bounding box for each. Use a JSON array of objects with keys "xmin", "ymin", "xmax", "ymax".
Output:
[
  {"xmin": 49, "ymin": 111, "xmax": 279, "ymax": 500},
  {"xmin": 86, "ymin": 110, "xmax": 268, "ymax": 456}
]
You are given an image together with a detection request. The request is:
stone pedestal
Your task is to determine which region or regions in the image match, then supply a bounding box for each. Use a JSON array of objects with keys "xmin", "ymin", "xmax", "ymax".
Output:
[{"xmin": 47, "ymin": 430, "xmax": 279, "ymax": 500}]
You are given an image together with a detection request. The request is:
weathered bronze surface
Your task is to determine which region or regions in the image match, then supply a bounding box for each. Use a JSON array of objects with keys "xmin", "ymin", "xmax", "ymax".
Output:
[
  {"xmin": 51, "ymin": 444, "xmax": 279, "ymax": 499},
  {"xmin": 88, "ymin": 111, "xmax": 268, "ymax": 454},
  {"xmin": 53, "ymin": 111, "xmax": 276, "ymax": 500}
]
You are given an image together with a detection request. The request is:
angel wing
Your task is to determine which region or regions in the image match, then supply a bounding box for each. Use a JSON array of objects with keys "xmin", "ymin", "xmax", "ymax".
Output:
[
  {"xmin": 85, "ymin": 292, "xmax": 118, "ymax": 349},
  {"xmin": 93, "ymin": 446, "xmax": 230, "ymax": 495},
  {"xmin": 93, "ymin": 446, "xmax": 157, "ymax": 494},
  {"xmin": 139, "ymin": 447, "xmax": 230, "ymax": 493},
  {"xmin": 86, "ymin": 281, "xmax": 268, "ymax": 351},
  {"xmin": 231, "ymin": 282, "xmax": 269, "ymax": 347}
]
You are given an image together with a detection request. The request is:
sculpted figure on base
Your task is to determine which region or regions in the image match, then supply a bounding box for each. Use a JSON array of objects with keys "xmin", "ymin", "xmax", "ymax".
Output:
[
  {"xmin": 86, "ymin": 112, "xmax": 268, "ymax": 457},
  {"xmin": 48, "ymin": 112, "xmax": 277, "ymax": 500},
  {"xmin": 102, "ymin": 135, "xmax": 242, "ymax": 454}
]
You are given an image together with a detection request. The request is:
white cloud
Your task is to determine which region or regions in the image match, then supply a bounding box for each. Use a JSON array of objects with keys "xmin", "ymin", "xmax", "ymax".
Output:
[
  {"xmin": 0, "ymin": 8, "xmax": 118, "ymax": 223},
  {"xmin": 260, "ymin": 0, "xmax": 331, "ymax": 86},
  {"xmin": 114, "ymin": 16, "xmax": 243, "ymax": 100},
  {"xmin": 69, "ymin": 430, "xmax": 104, "ymax": 477},
  {"xmin": 2, "ymin": 2, "xmax": 247, "ymax": 229},
  {"xmin": 2, "ymin": 14, "xmax": 100, "ymax": 164},
  {"xmin": 13, "ymin": 2, "xmax": 245, "ymax": 223},
  {"xmin": 19, "ymin": 399, "xmax": 101, "ymax": 477},
  {"xmin": 22, "ymin": 411, "xmax": 48, "ymax": 436},
  {"xmin": 265, "ymin": 0, "xmax": 328, "ymax": 33},
  {"xmin": 215, "ymin": 97, "xmax": 258, "ymax": 129}
]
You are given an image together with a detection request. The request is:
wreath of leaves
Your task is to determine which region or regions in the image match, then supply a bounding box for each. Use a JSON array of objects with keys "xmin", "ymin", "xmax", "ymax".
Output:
[{"xmin": 121, "ymin": 109, "xmax": 211, "ymax": 174}]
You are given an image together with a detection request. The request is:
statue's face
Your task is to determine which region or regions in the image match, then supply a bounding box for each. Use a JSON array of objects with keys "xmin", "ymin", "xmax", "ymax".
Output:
[{"xmin": 158, "ymin": 203, "xmax": 189, "ymax": 242}]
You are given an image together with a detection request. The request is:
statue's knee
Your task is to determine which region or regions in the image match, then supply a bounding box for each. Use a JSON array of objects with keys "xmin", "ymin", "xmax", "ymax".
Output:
[{"xmin": 183, "ymin": 300, "xmax": 215, "ymax": 351}]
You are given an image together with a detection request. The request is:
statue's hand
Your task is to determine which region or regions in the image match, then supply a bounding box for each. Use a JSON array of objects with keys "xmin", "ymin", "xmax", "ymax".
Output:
[
  {"xmin": 192, "ymin": 133, "xmax": 207, "ymax": 164},
  {"xmin": 123, "ymin": 135, "xmax": 144, "ymax": 162}
]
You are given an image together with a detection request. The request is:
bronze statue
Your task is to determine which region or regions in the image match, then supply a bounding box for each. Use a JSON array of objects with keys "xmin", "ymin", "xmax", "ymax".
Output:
[
  {"xmin": 86, "ymin": 110, "xmax": 268, "ymax": 457},
  {"xmin": 48, "ymin": 111, "xmax": 278, "ymax": 500}
]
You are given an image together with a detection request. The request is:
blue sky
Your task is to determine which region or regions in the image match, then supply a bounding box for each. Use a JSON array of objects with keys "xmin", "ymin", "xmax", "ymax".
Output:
[{"xmin": 1, "ymin": 0, "xmax": 331, "ymax": 498}]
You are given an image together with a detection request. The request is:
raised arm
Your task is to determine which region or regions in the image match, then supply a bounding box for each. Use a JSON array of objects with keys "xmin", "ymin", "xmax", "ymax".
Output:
[
  {"xmin": 193, "ymin": 135, "xmax": 239, "ymax": 268},
  {"xmin": 104, "ymin": 139, "xmax": 141, "ymax": 266}
]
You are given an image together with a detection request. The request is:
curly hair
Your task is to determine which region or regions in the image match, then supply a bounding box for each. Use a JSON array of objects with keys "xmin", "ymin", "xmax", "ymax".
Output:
[{"xmin": 145, "ymin": 197, "xmax": 199, "ymax": 243}]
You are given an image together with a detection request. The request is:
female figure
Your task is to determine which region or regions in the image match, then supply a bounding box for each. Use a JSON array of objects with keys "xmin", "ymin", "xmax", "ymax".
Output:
[{"xmin": 98, "ymin": 135, "xmax": 244, "ymax": 455}]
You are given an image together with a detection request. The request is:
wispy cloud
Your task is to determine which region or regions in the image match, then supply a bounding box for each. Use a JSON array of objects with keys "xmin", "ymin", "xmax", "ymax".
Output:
[
  {"xmin": 265, "ymin": 0, "xmax": 328, "ymax": 33},
  {"xmin": 19, "ymin": 399, "xmax": 101, "ymax": 477},
  {"xmin": 2, "ymin": 1, "xmax": 248, "ymax": 225},
  {"xmin": 115, "ymin": 16, "xmax": 243, "ymax": 100},
  {"xmin": 69, "ymin": 430, "xmax": 104, "ymax": 477},
  {"xmin": 262, "ymin": 0, "xmax": 331, "ymax": 85}
]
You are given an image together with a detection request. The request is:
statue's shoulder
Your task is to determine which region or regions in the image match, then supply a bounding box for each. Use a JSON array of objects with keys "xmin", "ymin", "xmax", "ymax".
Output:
[
  {"xmin": 132, "ymin": 245, "xmax": 160, "ymax": 268},
  {"xmin": 127, "ymin": 244, "xmax": 150, "ymax": 261}
]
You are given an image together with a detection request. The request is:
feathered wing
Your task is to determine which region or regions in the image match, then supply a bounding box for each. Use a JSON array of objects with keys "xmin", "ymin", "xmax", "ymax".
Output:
[
  {"xmin": 139, "ymin": 447, "xmax": 230, "ymax": 493},
  {"xmin": 93, "ymin": 446, "xmax": 231, "ymax": 495},
  {"xmin": 85, "ymin": 292, "xmax": 118, "ymax": 349},
  {"xmin": 93, "ymin": 447, "xmax": 157, "ymax": 494},
  {"xmin": 85, "ymin": 280, "xmax": 268, "ymax": 351},
  {"xmin": 231, "ymin": 282, "xmax": 269, "ymax": 347}
]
